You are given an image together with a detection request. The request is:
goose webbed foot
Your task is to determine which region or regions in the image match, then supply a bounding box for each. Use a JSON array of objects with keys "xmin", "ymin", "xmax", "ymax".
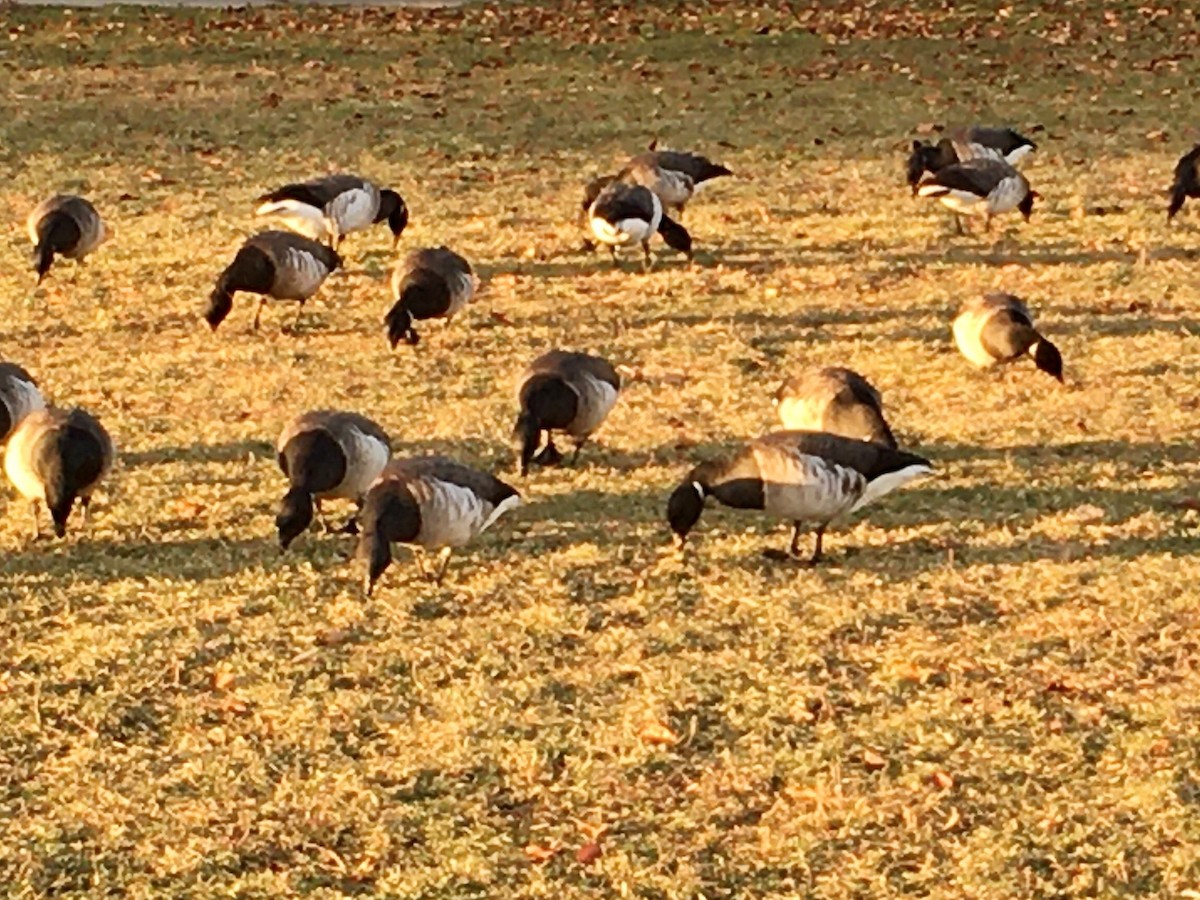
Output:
[
  {"xmin": 763, "ymin": 523, "xmax": 826, "ymax": 567},
  {"xmin": 533, "ymin": 441, "xmax": 563, "ymax": 467}
]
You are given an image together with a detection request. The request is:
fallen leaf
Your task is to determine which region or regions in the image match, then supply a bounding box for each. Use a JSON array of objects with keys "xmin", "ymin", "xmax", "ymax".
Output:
[
  {"xmin": 212, "ymin": 670, "xmax": 235, "ymax": 691},
  {"xmin": 932, "ymin": 770, "xmax": 954, "ymax": 790},
  {"xmin": 639, "ymin": 721, "xmax": 679, "ymax": 746},
  {"xmin": 490, "ymin": 311, "xmax": 514, "ymax": 326},
  {"xmin": 862, "ymin": 749, "xmax": 886, "ymax": 770},
  {"xmin": 523, "ymin": 844, "xmax": 557, "ymax": 864},
  {"xmin": 575, "ymin": 841, "xmax": 602, "ymax": 865}
]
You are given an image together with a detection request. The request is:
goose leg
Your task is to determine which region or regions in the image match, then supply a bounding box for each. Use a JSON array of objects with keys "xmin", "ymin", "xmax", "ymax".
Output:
[
  {"xmin": 433, "ymin": 547, "xmax": 453, "ymax": 585},
  {"xmin": 79, "ymin": 496, "xmax": 91, "ymax": 528},
  {"xmin": 252, "ymin": 298, "xmax": 266, "ymax": 331},
  {"xmin": 29, "ymin": 500, "xmax": 42, "ymax": 540},
  {"xmin": 641, "ymin": 241, "xmax": 653, "ymax": 272},
  {"xmin": 569, "ymin": 439, "xmax": 587, "ymax": 466},
  {"xmin": 314, "ymin": 500, "xmax": 330, "ymax": 533},
  {"xmin": 984, "ymin": 213, "xmax": 992, "ymax": 234},
  {"xmin": 340, "ymin": 504, "xmax": 361, "ymax": 536},
  {"xmin": 533, "ymin": 437, "xmax": 563, "ymax": 467},
  {"xmin": 789, "ymin": 521, "xmax": 804, "ymax": 557},
  {"xmin": 290, "ymin": 302, "xmax": 305, "ymax": 334},
  {"xmin": 808, "ymin": 525, "xmax": 827, "ymax": 566},
  {"xmin": 608, "ymin": 246, "xmax": 620, "ymax": 270},
  {"xmin": 954, "ymin": 215, "xmax": 965, "ymax": 236},
  {"xmin": 414, "ymin": 550, "xmax": 429, "ymax": 582}
]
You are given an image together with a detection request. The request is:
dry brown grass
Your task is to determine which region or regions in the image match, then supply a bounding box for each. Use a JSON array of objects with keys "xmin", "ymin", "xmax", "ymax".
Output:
[{"xmin": 3, "ymin": 1, "xmax": 1200, "ymax": 896}]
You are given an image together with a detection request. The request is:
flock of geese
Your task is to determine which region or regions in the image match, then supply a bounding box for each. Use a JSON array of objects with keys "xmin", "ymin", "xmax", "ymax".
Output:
[{"xmin": 3, "ymin": 130, "xmax": 1198, "ymax": 593}]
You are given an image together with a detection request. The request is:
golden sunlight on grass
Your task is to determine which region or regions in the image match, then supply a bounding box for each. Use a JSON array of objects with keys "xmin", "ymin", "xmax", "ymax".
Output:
[{"xmin": 2, "ymin": 1, "xmax": 1200, "ymax": 896}]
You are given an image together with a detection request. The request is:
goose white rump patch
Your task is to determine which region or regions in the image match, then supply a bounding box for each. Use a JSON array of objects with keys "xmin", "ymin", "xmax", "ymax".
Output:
[
  {"xmin": 851, "ymin": 464, "xmax": 932, "ymax": 513},
  {"xmin": 1005, "ymin": 145, "xmax": 1034, "ymax": 165},
  {"xmin": 920, "ymin": 188, "xmax": 986, "ymax": 215},
  {"xmin": 591, "ymin": 217, "xmax": 652, "ymax": 245},
  {"xmin": 256, "ymin": 200, "xmax": 330, "ymax": 242}
]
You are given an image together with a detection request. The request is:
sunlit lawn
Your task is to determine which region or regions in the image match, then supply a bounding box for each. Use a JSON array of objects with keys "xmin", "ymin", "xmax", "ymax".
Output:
[{"xmin": 2, "ymin": 1, "xmax": 1200, "ymax": 896}]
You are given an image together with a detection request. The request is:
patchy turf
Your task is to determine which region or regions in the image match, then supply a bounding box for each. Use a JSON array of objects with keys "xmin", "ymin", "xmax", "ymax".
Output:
[{"xmin": 2, "ymin": 0, "xmax": 1200, "ymax": 896}]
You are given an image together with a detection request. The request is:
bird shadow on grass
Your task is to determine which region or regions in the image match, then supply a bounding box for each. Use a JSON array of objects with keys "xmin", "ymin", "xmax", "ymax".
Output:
[
  {"xmin": 643, "ymin": 305, "xmax": 950, "ymax": 346},
  {"xmin": 121, "ymin": 439, "xmax": 275, "ymax": 468},
  {"xmin": 926, "ymin": 438, "xmax": 1200, "ymax": 470},
  {"xmin": 0, "ymin": 535, "xmax": 271, "ymax": 584},
  {"xmin": 877, "ymin": 240, "xmax": 1198, "ymax": 269},
  {"xmin": 121, "ymin": 436, "xmax": 516, "ymax": 471}
]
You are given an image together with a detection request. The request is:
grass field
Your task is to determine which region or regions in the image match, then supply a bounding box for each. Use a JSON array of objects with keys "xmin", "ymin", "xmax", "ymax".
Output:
[{"xmin": 2, "ymin": 1, "xmax": 1200, "ymax": 896}]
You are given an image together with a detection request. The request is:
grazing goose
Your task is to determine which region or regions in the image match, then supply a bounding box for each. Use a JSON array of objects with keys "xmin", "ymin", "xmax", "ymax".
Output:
[
  {"xmin": 4, "ymin": 407, "xmax": 114, "ymax": 538},
  {"xmin": 0, "ymin": 364, "xmax": 46, "ymax": 445},
  {"xmin": 916, "ymin": 158, "xmax": 1037, "ymax": 233},
  {"xmin": 514, "ymin": 350, "xmax": 621, "ymax": 475},
  {"xmin": 384, "ymin": 246, "xmax": 477, "ymax": 347},
  {"xmin": 255, "ymin": 174, "xmax": 408, "ymax": 248},
  {"xmin": 582, "ymin": 146, "xmax": 733, "ymax": 216},
  {"xmin": 358, "ymin": 456, "xmax": 520, "ymax": 594},
  {"xmin": 905, "ymin": 126, "xmax": 1036, "ymax": 193},
  {"xmin": 26, "ymin": 194, "xmax": 106, "ymax": 284},
  {"xmin": 276, "ymin": 411, "xmax": 392, "ymax": 550},
  {"xmin": 588, "ymin": 182, "xmax": 692, "ymax": 269},
  {"xmin": 666, "ymin": 431, "xmax": 932, "ymax": 565},
  {"xmin": 952, "ymin": 293, "xmax": 1063, "ymax": 382},
  {"xmin": 776, "ymin": 367, "xmax": 896, "ymax": 448},
  {"xmin": 1167, "ymin": 144, "xmax": 1200, "ymax": 221},
  {"xmin": 205, "ymin": 230, "xmax": 341, "ymax": 333}
]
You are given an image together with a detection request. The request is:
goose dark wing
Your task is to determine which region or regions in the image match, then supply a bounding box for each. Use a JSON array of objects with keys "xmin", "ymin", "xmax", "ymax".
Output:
[
  {"xmin": 979, "ymin": 292, "xmax": 1034, "ymax": 326},
  {"xmin": 590, "ymin": 183, "xmax": 655, "ymax": 222},
  {"xmin": 407, "ymin": 246, "xmax": 472, "ymax": 280},
  {"xmin": 0, "ymin": 363, "xmax": 38, "ymax": 386},
  {"xmin": 247, "ymin": 230, "xmax": 340, "ymax": 271},
  {"xmin": 386, "ymin": 457, "xmax": 518, "ymax": 507},
  {"xmin": 325, "ymin": 412, "xmax": 392, "ymax": 450},
  {"xmin": 960, "ymin": 126, "xmax": 1036, "ymax": 156},
  {"xmin": 529, "ymin": 351, "xmax": 620, "ymax": 390},
  {"xmin": 757, "ymin": 431, "xmax": 929, "ymax": 480},
  {"xmin": 922, "ymin": 160, "xmax": 1005, "ymax": 196},
  {"xmin": 649, "ymin": 150, "xmax": 733, "ymax": 183}
]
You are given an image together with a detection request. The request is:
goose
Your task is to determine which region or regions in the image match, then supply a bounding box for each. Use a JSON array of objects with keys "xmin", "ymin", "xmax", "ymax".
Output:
[
  {"xmin": 666, "ymin": 431, "xmax": 931, "ymax": 565},
  {"xmin": 4, "ymin": 407, "xmax": 114, "ymax": 539},
  {"xmin": 255, "ymin": 174, "xmax": 408, "ymax": 248},
  {"xmin": 205, "ymin": 230, "xmax": 341, "ymax": 333},
  {"xmin": 588, "ymin": 182, "xmax": 692, "ymax": 269},
  {"xmin": 582, "ymin": 146, "xmax": 733, "ymax": 216},
  {"xmin": 513, "ymin": 351, "xmax": 621, "ymax": 474},
  {"xmin": 1167, "ymin": 144, "xmax": 1200, "ymax": 221},
  {"xmin": 952, "ymin": 293, "xmax": 1063, "ymax": 382},
  {"xmin": 916, "ymin": 158, "xmax": 1037, "ymax": 233},
  {"xmin": 0, "ymin": 363, "xmax": 46, "ymax": 444},
  {"xmin": 776, "ymin": 367, "xmax": 897, "ymax": 448},
  {"xmin": 358, "ymin": 456, "xmax": 520, "ymax": 594},
  {"xmin": 276, "ymin": 411, "xmax": 392, "ymax": 550},
  {"xmin": 905, "ymin": 126, "xmax": 1036, "ymax": 193},
  {"xmin": 26, "ymin": 194, "xmax": 107, "ymax": 284},
  {"xmin": 384, "ymin": 246, "xmax": 477, "ymax": 347}
]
